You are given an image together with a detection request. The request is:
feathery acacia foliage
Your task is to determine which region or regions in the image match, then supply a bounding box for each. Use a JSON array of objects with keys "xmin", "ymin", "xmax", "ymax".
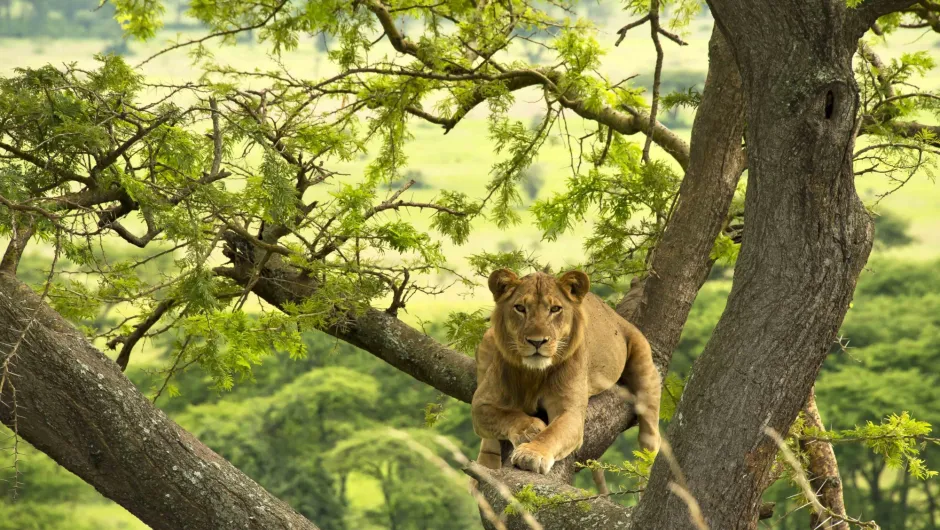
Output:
[{"xmin": 2, "ymin": 0, "xmax": 940, "ymax": 529}]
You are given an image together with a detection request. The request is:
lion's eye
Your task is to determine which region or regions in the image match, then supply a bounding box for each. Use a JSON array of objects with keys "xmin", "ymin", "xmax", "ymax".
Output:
[
  {"xmin": 550, "ymin": 306, "xmax": 562, "ymax": 314},
  {"xmin": 514, "ymin": 304, "xmax": 526, "ymax": 314}
]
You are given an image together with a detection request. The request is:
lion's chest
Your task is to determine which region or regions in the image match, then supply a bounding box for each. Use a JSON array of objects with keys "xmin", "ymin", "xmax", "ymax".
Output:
[{"xmin": 499, "ymin": 369, "xmax": 550, "ymax": 414}]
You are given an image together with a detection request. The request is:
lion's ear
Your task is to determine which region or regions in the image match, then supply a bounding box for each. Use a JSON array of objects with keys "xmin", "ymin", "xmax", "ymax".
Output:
[
  {"xmin": 488, "ymin": 269, "xmax": 519, "ymax": 301},
  {"xmin": 557, "ymin": 270, "xmax": 590, "ymax": 303}
]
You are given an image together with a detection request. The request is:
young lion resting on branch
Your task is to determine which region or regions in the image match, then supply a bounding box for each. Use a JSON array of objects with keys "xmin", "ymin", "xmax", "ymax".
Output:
[{"xmin": 472, "ymin": 269, "xmax": 661, "ymax": 476}]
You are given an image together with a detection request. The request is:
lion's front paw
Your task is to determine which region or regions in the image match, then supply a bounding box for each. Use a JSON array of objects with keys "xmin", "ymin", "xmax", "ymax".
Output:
[
  {"xmin": 510, "ymin": 443, "xmax": 555, "ymax": 474},
  {"xmin": 509, "ymin": 417, "xmax": 547, "ymax": 448}
]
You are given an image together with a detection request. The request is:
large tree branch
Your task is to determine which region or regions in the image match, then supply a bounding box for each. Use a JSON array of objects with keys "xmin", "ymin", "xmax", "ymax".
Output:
[
  {"xmin": 328, "ymin": 307, "xmax": 478, "ymax": 401},
  {"xmin": 853, "ymin": 0, "xmax": 919, "ymax": 29},
  {"xmin": 212, "ymin": 259, "xmax": 478, "ymax": 402},
  {"xmin": 465, "ymin": 462, "xmax": 633, "ymax": 530},
  {"xmin": 0, "ymin": 271, "xmax": 318, "ymax": 530},
  {"xmin": 615, "ymin": 26, "xmax": 746, "ymax": 366},
  {"xmin": 859, "ymin": 115, "xmax": 940, "ymax": 146}
]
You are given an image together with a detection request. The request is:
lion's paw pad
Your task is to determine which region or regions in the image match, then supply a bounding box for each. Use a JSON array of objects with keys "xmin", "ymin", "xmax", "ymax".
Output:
[{"xmin": 510, "ymin": 444, "xmax": 555, "ymax": 474}]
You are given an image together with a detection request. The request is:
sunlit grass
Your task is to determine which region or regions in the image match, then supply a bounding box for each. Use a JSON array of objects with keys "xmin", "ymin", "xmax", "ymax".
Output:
[{"xmin": 1, "ymin": 13, "xmax": 938, "ymax": 530}]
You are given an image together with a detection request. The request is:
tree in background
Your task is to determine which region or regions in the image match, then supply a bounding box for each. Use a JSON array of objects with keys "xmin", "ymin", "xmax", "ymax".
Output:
[
  {"xmin": 0, "ymin": 0, "xmax": 123, "ymax": 39},
  {"xmin": 0, "ymin": 0, "xmax": 939, "ymax": 529}
]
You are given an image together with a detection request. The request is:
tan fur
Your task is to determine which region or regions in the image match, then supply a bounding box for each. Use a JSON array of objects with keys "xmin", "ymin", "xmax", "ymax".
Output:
[{"xmin": 472, "ymin": 270, "xmax": 661, "ymax": 475}]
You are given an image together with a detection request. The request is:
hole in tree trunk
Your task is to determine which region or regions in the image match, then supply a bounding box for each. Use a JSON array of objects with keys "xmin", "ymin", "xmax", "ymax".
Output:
[{"xmin": 824, "ymin": 90, "xmax": 835, "ymax": 119}]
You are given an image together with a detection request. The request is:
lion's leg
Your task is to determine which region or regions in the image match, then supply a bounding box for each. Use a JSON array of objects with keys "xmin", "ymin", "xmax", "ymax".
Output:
[
  {"xmin": 530, "ymin": 409, "xmax": 585, "ymax": 459},
  {"xmin": 625, "ymin": 343, "xmax": 661, "ymax": 453},
  {"xmin": 510, "ymin": 398, "xmax": 586, "ymax": 475},
  {"xmin": 472, "ymin": 403, "xmax": 547, "ymax": 447},
  {"xmin": 470, "ymin": 438, "xmax": 504, "ymax": 493},
  {"xmin": 477, "ymin": 438, "xmax": 503, "ymax": 470}
]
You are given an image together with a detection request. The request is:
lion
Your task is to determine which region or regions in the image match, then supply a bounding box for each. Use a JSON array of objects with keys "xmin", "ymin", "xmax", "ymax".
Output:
[{"xmin": 472, "ymin": 269, "xmax": 661, "ymax": 477}]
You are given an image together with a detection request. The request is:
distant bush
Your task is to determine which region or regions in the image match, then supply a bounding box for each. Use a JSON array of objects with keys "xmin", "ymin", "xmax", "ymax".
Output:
[
  {"xmin": 636, "ymin": 69, "xmax": 707, "ymax": 99},
  {"xmin": 521, "ymin": 163, "xmax": 545, "ymax": 201},
  {"xmin": 102, "ymin": 40, "xmax": 132, "ymax": 57},
  {"xmin": 385, "ymin": 169, "xmax": 432, "ymax": 190},
  {"xmin": 873, "ymin": 209, "xmax": 915, "ymax": 248},
  {"xmin": 0, "ymin": 0, "xmax": 122, "ymax": 39}
]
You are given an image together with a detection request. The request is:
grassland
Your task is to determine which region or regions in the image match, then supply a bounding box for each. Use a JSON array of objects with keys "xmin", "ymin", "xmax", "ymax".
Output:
[{"xmin": 0, "ymin": 11, "xmax": 938, "ymax": 530}]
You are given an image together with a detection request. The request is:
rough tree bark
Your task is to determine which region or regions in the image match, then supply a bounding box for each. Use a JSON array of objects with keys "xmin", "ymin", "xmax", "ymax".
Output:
[
  {"xmin": 615, "ymin": 24, "xmax": 746, "ymax": 362},
  {"xmin": 801, "ymin": 387, "xmax": 849, "ymax": 530},
  {"xmin": 630, "ymin": 1, "xmax": 897, "ymax": 528},
  {"xmin": 465, "ymin": 462, "xmax": 634, "ymax": 530},
  {"xmin": 0, "ymin": 272, "xmax": 318, "ymax": 530},
  {"xmin": 2, "ymin": 1, "xmax": 915, "ymax": 525}
]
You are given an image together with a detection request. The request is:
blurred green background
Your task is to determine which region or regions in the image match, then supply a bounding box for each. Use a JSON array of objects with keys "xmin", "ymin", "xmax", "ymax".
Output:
[{"xmin": 0, "ymin": 1, "xmax": 938, "ymax": 529}]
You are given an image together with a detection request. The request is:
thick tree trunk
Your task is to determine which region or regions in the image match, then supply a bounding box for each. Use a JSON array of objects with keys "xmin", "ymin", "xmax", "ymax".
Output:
[
  {"xmin": 631, "ymin": 2, "xmax": 876, "ymax": 528},
  {"xmin": 616, "ymin": 25, "xmax": 746, "ymax": 365},
  {"xmin": 0, "ymin": 272, "xmax": 317, "ymax": 530},
  {"xmin": 801, "ymin": 387, "xmax": 849, "ymax": 530}
]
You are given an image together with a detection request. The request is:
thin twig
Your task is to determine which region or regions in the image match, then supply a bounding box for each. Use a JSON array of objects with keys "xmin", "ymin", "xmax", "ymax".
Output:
[
  {"xmin": 659, "ymin": 438, "xmax": 710, "ymax": 530},
  {"xmin": 644, "ymin": 0, "xmax": 665, "ymax": 163},
  {"xmin": 136, "ymin": 0, "xmax": 289, "ymax": 67},
  {"xmin": 765, "ymin": 427, "xmax": 881, "ymax": 529},
  {"xmin": 150, "ymin": 337, "xmax": 195, "ymax": 403}
]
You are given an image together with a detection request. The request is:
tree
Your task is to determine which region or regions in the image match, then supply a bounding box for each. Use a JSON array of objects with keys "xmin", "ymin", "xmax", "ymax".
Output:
[{"xmin": 1, "ymin": 0, "xmax": 938, "ymax": 529}]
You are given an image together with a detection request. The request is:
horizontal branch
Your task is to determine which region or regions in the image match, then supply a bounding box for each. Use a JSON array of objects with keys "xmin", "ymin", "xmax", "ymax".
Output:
[
  {"xmin": 0, "ymin": 141, "xmax": 93, "ymax": 186},
  {"xmin": 859, "ymin": 115, "xmax": 940, "ymax": 146},
  {"xmin": 212, "ymin": 258, "xmax": 478, "ymax": 402},
  {"xmin": 852, "ymin": 0, "xmax": 920, "ymax": 32},
  {"xmin": 563, "ymin": 100, "xmax": 691, "ymax": 170}
]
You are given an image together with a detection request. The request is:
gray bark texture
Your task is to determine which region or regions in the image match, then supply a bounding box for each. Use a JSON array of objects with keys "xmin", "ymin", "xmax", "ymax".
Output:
[
  {"xmin": 2, "ymin": 0, "xmax": 915, "ymax": 525},
  {"xmin": 0, "ymin": 272, "xmax": 318, "ymax": 530},
  {"xmin": 466, "ymin": 462, "xmax": 635, "ymax": 530},
  {"xmin": 616, "ymin": 24, "xmax": 746, "ymax": 365},
  {"xmin": 630, "ymin": 1, "xmax": 881, "ymax": 528}
]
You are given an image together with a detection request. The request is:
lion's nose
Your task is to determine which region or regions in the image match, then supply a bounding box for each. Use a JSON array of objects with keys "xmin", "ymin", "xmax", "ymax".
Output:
[{"xmin": 526, "ymin": 338, "xmax": 549, "ymax": 350}]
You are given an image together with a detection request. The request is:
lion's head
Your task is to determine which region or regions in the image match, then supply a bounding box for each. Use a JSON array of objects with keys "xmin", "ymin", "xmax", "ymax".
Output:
[{"xmin": 487, "ymin": 269, "xmax": 590, "ymax": 371}]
